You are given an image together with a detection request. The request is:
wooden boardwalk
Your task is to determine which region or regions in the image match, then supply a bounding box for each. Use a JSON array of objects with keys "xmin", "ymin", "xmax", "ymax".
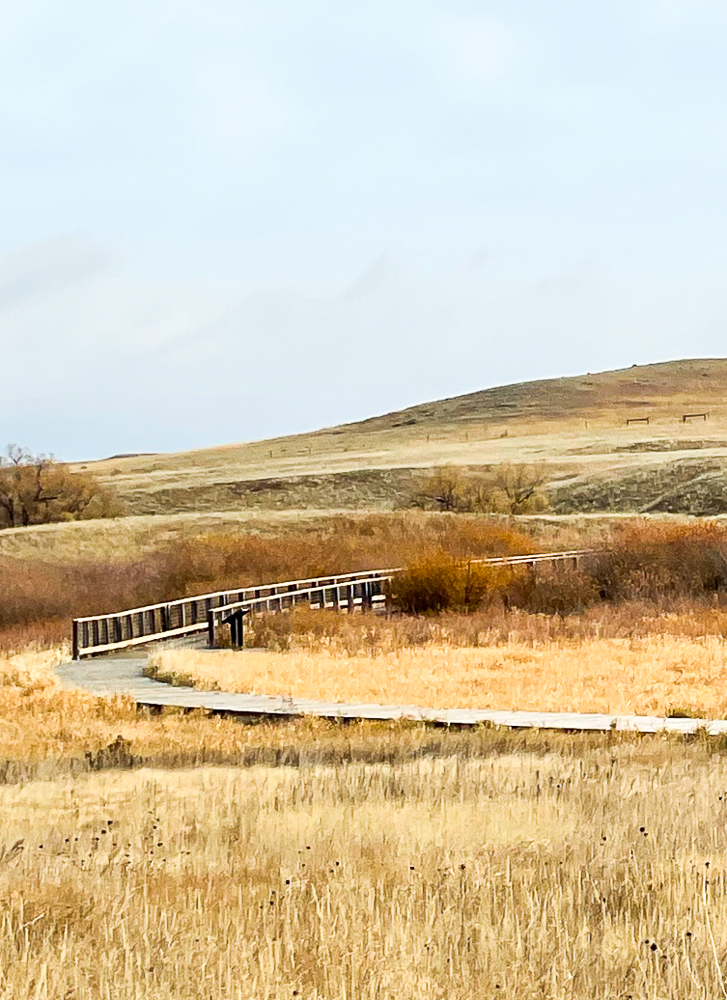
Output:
[
  {"xmin": 56, "ymin": 654, "xmax": 727, "ymax": 736},
  {"xmin": 71, "ymin": 550, "xmax": 593, "ymax": 659}
]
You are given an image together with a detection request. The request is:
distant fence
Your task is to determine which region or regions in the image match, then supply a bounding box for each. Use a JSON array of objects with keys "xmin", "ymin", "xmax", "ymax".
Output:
[{"xmin": 72, "ymin": 549, "xmax": 593, "ymax": 659}]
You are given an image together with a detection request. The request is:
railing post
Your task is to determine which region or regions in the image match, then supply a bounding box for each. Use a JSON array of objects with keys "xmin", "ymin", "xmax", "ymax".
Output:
[
  {"xmin": 229, "ymin": 610, "xmax": 247, "ymax": 649},
  {"xmin": 208, "ymin": 610, "xmax": 216, "ymax": 648},
  {"xmin": 72, "ymin": 620, "xmax": 80, "ymax": 661}
]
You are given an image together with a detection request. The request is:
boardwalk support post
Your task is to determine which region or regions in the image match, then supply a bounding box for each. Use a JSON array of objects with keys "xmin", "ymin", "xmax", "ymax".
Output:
[{"xmin": 224, "ymin": 609, "xmax": 248, "ymax": 649}]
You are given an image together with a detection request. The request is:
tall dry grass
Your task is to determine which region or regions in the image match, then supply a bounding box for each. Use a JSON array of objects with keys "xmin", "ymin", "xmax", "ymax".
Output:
[
  {"xmin": 229, "ymin": 597, "xmax": 727, "ymax": 657},
  {"xmin": 151, "ymin": 632, "xmax": 727, "ymax": 717},
  {"xmin": 3, "ymin": 745, "xmax": 727, "ymax": 997}
]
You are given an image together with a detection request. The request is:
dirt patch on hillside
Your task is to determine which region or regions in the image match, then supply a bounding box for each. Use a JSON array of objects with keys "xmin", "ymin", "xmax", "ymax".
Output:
[{"xmin": 613, "ymin": 439, "xmax": 727, "ymax": 453}]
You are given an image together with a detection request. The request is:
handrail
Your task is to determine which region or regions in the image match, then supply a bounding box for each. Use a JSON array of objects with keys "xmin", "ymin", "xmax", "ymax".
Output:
[
  {"xmin": 72, "ymin": 567, "xmax": 395, "ymax": 623},
  {"xmin": 71, "ymin": 548, "xmax": 594, "ymax": 659}
]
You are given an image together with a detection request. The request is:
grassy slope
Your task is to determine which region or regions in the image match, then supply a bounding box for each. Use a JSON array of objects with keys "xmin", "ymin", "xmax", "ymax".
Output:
[{"xmin": 75, "ymin": 358, "xmax": 727, "ymax": 514}]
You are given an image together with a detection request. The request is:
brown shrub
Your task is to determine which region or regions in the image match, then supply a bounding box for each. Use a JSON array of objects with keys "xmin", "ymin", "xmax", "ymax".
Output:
[
  {"xmin": 591, "ymin": 520, "xmax": 727, "ymax": 602},
  {"xmin": 0, "ymin": 554, "xmax": 172, "ymax": 649},
  {"xmin": 506, "ymin": 564, "xmax": 600, "ymax": 616},
  {"xmin": 157, "ymin": 516, "xmax": 537, "ymax": 597}
]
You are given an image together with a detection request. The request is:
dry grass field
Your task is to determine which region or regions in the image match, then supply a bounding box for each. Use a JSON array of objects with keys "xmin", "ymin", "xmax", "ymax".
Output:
[
  {"xmin": 0, "ymin": 647, "xmax": 567, "ymax": 774},
  {"xmin": 69, "ymin": 358, "xmax": 727, "ymax": 514},
  {"xmin": 5, "ymin": 533, "xmax": 727, "ymax": 996},
  {"xmin": 149, "ymin": 632, "xmax": 727, "ymax": 718},
  {"xmin": 4, "ymin": 741, "xmax": 727, "ymax": 998},
  {"xmin": 5, "ymin": 361, "xmax": 727, "ymax": 996}
]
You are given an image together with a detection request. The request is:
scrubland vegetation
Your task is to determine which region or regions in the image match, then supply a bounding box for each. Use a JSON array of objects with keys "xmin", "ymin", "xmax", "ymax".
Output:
[{"xmin": 0, "ymin": 513, "xmax": 541, "ymax": 650}]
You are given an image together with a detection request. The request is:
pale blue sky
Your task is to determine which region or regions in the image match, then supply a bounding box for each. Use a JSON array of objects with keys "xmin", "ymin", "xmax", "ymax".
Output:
[{"xmin": 2, "ymin": 0, "xmax": 727, "ymax": 458}]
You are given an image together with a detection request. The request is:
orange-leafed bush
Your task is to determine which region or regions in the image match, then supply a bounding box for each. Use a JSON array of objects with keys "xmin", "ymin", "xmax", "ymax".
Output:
[{"xmin": 387, "ymin": 554, "xmax": 514, "ymax": 614}]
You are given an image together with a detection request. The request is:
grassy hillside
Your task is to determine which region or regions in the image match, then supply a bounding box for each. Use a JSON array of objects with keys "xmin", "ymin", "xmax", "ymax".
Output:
[{"xmin": 70, "ymin": 358, "xmax": 727, "ymax": 515}]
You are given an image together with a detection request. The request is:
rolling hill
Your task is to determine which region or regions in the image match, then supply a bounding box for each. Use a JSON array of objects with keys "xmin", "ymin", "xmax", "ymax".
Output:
[{"xmin": 79, "ymin": 358, "xmax": 727, "ymax": 517}]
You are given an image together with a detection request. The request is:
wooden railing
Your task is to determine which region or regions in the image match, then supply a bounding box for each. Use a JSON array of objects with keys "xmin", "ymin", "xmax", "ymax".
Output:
[{"xmin": 71, "ymin": 549, "xmax": 592, "ymax": 659}]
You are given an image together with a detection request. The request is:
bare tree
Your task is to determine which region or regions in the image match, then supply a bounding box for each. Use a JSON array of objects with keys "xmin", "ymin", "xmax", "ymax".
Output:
[
  {"xmin": 408, "ymin": 463, "xmax": 549, "ymax": 515},
  {"xmin": 409, "ymin": 466, "xmax": 468, "ymax": 512},
  {"xmin": 493, "ymin": 463, "xmax": 549, "ymax": 514},
  {"xmin": 0, "ymin": 445, "xmax": 122, "ymax": 529}
]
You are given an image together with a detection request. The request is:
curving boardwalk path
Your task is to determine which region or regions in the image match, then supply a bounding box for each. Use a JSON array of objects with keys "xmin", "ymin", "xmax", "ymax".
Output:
[{"xmin": 55, "ymin": 654, "xmax": 727, "ymax": 736}]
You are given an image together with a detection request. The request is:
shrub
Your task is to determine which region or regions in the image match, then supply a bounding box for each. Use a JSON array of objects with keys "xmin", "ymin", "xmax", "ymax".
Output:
[
  {"xmin": 387, "ymin": 554, "xmax": 512, "ymax": 614},
  {"xmin": 156, "ymin": 517, "xmax": 538, "ymax": 597},
  {"xmin": 408, "ymin": 464, "xmax": 549, "ymax": 515},
  {"xmin": 0, "ymin": 554, "xmax": 171, "ymax": 642},
  {"xmin": 506, "ymin": 564, "xmax": 600, "ymax": 616},
  {"xmin": 591, "ymin": 521, "xmax": 727, "ymax": 602}
]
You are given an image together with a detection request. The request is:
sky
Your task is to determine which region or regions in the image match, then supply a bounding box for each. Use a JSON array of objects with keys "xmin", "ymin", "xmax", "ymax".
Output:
[{"xmin": 2, "ymin": 0, "xmax": 727, "ymax": 460}]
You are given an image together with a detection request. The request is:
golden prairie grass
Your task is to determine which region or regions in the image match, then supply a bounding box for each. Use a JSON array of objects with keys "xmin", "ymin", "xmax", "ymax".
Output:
[
  {"xmin": 3, "ymin": 744, "xmax": 727, "ymax": 998},
  {"xmin": 1, "ymin": 646, "xmax": 592, "ymax": 768},
  {"xmin": 151, "ymin": 632, "xmax": 727, "ymax": 717},
  {"xmin": 0, "ymin": 647, "xmax": 63, "ymax": 691},
  {"xmin": 0, "ymin": 509, "xmax": 340, "ymax": 563}
]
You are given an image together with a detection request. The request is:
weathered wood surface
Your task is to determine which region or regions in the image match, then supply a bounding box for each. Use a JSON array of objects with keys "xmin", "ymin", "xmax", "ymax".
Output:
[{"xmin": 55, "ymin": 655, "xmax": 727, "ymax": 736}]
